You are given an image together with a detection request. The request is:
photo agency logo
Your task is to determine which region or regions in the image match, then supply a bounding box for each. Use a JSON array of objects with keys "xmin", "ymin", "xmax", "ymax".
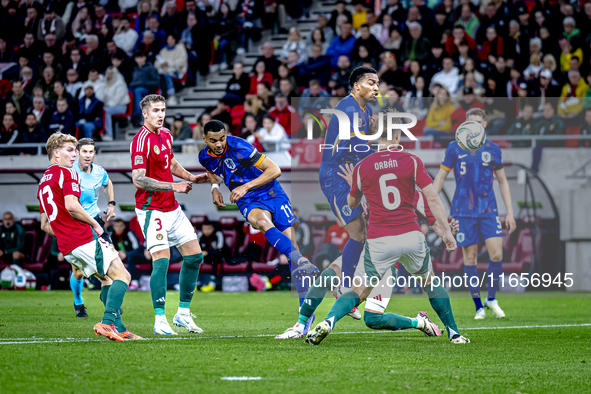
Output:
[{"xmin": 304, "ymin": 108, "xmax": 419, "ymax": 152}]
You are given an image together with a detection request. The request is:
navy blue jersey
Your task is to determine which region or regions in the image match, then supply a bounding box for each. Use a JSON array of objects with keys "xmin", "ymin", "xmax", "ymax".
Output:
[
  {"xmin": 320, "ymin": 94, "xmax": 375, "ymax": 175},
  {"xmin": 441, "ymin": 140, "xmax": 503, "ymax": 218},
  {"xmin": 199, "ymin": 136, "xmax": 286, "ymax": 201}
]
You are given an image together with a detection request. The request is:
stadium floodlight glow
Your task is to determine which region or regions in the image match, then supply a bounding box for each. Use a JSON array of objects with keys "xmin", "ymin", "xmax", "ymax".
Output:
[{"xmin": 305, "ymin": 109, "xmax": 418, "ymax": 141}]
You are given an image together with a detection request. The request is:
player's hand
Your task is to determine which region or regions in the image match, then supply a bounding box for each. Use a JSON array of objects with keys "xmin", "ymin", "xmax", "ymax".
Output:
[
  {"xmin": 144, "ymin": 249, "xmax": 152, "ymax": 260},
  {"xmin": 191, "ymin": 173, "xmax": 210, "ymax": 184},
  {"xmin": 369, "ymin": 115, "xmax": 379, "ymax": 132},
  {"xmin": 442, "ymin": 231, "xmax": 457, "ymax": 252},
  {"xmin": 505, "ymin": 213, "xmax": 517, "ymax": 234},
  {"xmin": 230, "ymin": 184, "xmax": 249, "ymax": 204},
  {"xmin": 449, "ymin": 218, "xmax": 460, "ymax": 236},
  {"xmin": 172, "ymin": 181, "xmax": 193, "ymax": 194},
  {"xmin": 212, "ymin": 188, "xmax": 226, "ymax": 207},
  {"xmin": 336, "ymin": 163, "xmax": 355, "ymax": 187},
  {"xmin": 93, "ymin": 223, "xmax": 104, "ymax": 237},
  {"xmin": 105, "ymin": 205, "xmax": 116, "ymax": 221}
]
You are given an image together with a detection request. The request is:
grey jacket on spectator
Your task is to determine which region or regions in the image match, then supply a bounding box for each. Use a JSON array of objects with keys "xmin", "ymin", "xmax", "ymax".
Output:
[{"xmin": 129, "ymin": 62, "xmax": 160, "ymax": 89}]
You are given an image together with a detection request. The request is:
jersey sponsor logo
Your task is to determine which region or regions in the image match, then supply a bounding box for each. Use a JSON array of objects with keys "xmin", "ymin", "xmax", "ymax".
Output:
[
  {"xmin": 154, "ymin": 145, "xmax": 160, "ymax": 155},
  {"xmin": 482, "ymin": 152, "xmax": 492, "ymax": 164},
  {"xmin": 224, "ymin": 158, "xmax": 237, "ymax": 172},
  {"xmin": 456, "ymin": 232, "xmax": 465, "ymax": 243},
  {"xmin": 134, "ymin": 155, "xmax": 143, "ymax": 165},
  {"xmin": 342, "ymin": 205, "xmax": 352, "ymax": 217},
  {"xmin": 156, "ymin": 233, "xmax": 164, "ymax": 241}
]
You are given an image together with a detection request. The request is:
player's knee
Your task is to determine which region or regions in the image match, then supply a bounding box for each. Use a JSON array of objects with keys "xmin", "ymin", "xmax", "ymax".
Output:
[
  {"xmin": 256, "ymin": 218, "xmax": 273, "ymax": 232},
  {"xmin": 489, "ymin": 251, "xmax": 503, "ymax": 262},
  {"xmin": 73, "ymin": 270, "xmax": 84, "ymax": 281},
  {"xmin": 364, "ymin": 310, "xmax": 382, "ymax": 329}
]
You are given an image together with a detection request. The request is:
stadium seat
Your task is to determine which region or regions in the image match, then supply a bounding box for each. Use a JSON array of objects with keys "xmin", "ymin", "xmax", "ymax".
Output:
[
  {"xmin": 308, "ymin": 214, "xmax": 329, "ymax": 262},
  {"xmin": 565, "ymin": 126, "xmax": 580, "ymax": 148},
  {"xmin": 219, "ymin": 216, "xmax": 240, "ymax": 258},
  {"xmin": 222, "ymin": 261, "xmax": 250, "ymax": 273},
  {"xmin": 111, "ymin": 92, "xmax": 134, "ymax": 138},
  {"xmin": 251, "ymin": 261, "xmax": 276, "ymax": 273},
  {"xmin": 230, "ymin": 105, "xmax": 245, "ymax": 136},
  {"xmin": 20, "ymin": 218, "xmax": 39, "ymax": 265},
  {"xmin": 190, "ymin": 215, "xmax": 208, "ymax": 233}
]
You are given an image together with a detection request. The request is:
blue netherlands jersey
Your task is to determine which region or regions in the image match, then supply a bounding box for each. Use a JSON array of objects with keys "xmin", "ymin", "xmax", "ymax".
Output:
[
  {"xmin": 319, "ymin": 94, "xmax": 375, "ymax": 177},
  {"xmin": 198, "ymin": 136, "xmax": 286, "ymax": 201},
  {"xmin": 441, "ymin": 140, "xmax": 503, "ymax": 218},
  {"xmin": 73, "ymin": 162, "xmax": 109, "ymax": 218}
]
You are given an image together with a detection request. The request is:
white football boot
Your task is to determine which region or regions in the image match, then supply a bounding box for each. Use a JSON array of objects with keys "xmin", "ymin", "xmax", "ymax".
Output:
[
  {"xmin": 305, "ymin": 320, "xmax": 332, "ymax": 345},
  {"xmin": 173, "ymin": 312, "xmax": 204, "ymax": 333},
  {"xmin": 416, "ymin": 312, "xmax": 442, "ymax": 337},
  {"xmin": 484, "ymin": 299, "xmax": 505, "ymax": 318},
  {"xmin": 450, "ymin": 334, "xmax": 471, "ymax": 344},
  {"xmin": 274, "ymin": 324, "xmax": 304, "ymax": 339},
  {"xmin": 153, "ymin": 316, "xmax": 178, "ymax": 335},
  {"xmin": 474, "ymin": 307, "xmax": 486, "ymax": 320}
]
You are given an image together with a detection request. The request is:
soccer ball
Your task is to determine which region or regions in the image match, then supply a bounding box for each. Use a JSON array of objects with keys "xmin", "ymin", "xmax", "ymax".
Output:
[{"xmin": 455, "ymin": 121, "xmax": 487, "ymax": 151}]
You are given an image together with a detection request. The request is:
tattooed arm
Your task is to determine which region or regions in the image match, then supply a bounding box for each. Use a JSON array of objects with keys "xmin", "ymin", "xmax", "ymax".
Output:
[
  {"xmin": 132, "ymin": 168, "xmax": 192, "ymax": 193},
  {"xmin": 170, "ymin": 157, "xmax": 209, "ymax": 184}
]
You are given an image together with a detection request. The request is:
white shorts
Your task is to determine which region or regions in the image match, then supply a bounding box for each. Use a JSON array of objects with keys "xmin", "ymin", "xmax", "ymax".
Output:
[
  {"xmin": 136, "ymin": 206, "xmax": 197, "ymax": 253},
  {"xmin": 65, "ymin": 237, "xmax": 119, "ymax": 278}
]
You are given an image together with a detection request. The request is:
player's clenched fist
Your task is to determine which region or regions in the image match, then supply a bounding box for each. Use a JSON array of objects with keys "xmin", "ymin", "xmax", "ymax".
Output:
[
  {"xmin": 230, "ymin": 184, "xmax": 249, "ymax": 203},
  {"xmin": 172, "ymin": 181, "xmax": 193, "ymax": 194},
  {"xmin": 212, "ymin": 188, "xmax": 225, "ymax": 207},
  {"xmin": 443, "ymin": 232, "xmax": 457, "ymax": 252}
]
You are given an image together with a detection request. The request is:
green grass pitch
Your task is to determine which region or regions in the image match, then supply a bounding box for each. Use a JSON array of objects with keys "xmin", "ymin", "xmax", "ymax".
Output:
[{"xmin": 1, "ymin": 291, "xmax": 590, "ymax": 393}]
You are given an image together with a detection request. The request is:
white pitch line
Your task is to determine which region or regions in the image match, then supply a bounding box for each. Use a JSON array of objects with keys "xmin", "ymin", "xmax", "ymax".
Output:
[{"xmin": 0, "ymin": 323, "xmax": 589, "ymax": 345}]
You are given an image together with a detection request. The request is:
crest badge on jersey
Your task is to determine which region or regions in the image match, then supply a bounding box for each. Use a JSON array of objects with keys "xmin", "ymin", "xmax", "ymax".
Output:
[
  {"xmin": 456, "ymin": 233, "xmax": 465, "ymax": 243},
  {"xmin": 224, "ymin": 158, "xmax": 237, "ymax": 172},
  {"xmin": 156, "ymin": 234, "xmax": 164, "ymax": 241},
  {"xmin": 154, "ymin": 145, "xmax": 160, "ymax": 155},
  {"xmin": 342, "ymin": 205, "xmax": 352, "ymax": 217},
  {"xmin": 243, "ymin": 207, "xmax": 248, "ymax": 217},
  {"xmin": 134, "ymin": 155, "xmax": 143, "ymax": 165},
  {"xmin": 482, "ymin": 151, "xmax": 491, "ymax": 164},
  {"xmin": 167, "ymin": 140, "xmax": 172, "ymax": 150}
]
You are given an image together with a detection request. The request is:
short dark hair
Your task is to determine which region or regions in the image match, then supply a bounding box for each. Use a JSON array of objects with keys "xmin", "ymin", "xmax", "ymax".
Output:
[
  {"xmin": 77, "ymin": 138, "xmax": 95, "ymax": 151},
  {"xmin": 360, "ymin": 23, "xmax": 369, "ymax": 30},
  {"xmin": 203, "ymin": 120, "xmax": 226, "ymax": 135},
  {"xmin": 349, "ymin": 66, "xmax": 377, "ymax": 88},
  {"xmin": 309, "ymin": 79, "xmax": 321, "ymax": 87},
  {"xmin": 466, "ymin": 108, "xmax": 486, "ymax": 120},
  {"xmin": 571, "ymin": 56, "xmax": 580, "ymax": 63},
  {"xmin": 134, "ymin": 49, "xmax": 146, "ymax": 58}
]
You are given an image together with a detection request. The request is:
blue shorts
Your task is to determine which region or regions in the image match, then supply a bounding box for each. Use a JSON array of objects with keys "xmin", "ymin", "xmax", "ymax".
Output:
[
  {"xmin": 237, "ymin": 191, "xmax": 299, "ymax": 232},
  {"xmin": 321, "ymin": 183, "xmax": 363, "ymax": 226},
  {"xmin": 455, "ymin": 216, "xmax": 503, "ymax": 247}
]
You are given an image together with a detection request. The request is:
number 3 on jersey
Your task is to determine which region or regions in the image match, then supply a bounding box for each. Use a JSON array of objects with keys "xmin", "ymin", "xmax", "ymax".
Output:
[
  {"xmin": 40, "ymin": 185, "xmax": 58, "ymax": 221},
  {"xmin": 379, "ymin": 174, "xmax": 401, "ymax": 210}
]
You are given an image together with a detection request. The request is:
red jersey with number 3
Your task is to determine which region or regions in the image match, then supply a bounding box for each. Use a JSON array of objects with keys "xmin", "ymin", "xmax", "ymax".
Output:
[
  {"xmin": 131, "ymin": 126, "xmax": 178, "ymax": 212},
  {"xmin": 37, "ymin": 165, "xmax": 93, "ymax": 255},
  {"xmin": 350, "ymin": 150, "xmax": 433, "ymax": 239}
]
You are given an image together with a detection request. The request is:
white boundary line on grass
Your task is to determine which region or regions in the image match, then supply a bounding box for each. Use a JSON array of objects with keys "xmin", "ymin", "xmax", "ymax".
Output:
[{"xmin": 0, "ymin": 323, "xmax": 589, "ymax": 345}]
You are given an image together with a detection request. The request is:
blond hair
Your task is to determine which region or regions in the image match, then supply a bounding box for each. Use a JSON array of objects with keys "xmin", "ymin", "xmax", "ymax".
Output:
[
  {"xmin": 140, "ymin": 94, "xmax": 166, "ymax": 113},
  {"xmin": 46, "ymin": 132, "xmax": 78, "ymax": 161}
]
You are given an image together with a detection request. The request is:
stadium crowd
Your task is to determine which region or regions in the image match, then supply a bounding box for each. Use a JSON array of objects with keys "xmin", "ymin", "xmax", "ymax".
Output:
[{"xmin": 2, "ymin": 0, "xmax": 591, "ymax": 155}]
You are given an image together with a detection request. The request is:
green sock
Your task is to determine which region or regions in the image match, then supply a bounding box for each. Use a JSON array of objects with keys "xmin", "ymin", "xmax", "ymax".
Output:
[
  {"xmin": 101, "ymin": 280, "xmax": 128, "ymax": 326},
  {"xmin": 364, "ymin": 311, "xmax": 417, "ymax": 330},
  {"xmin": 100, "ymin": 285, "xmax": 126, "ymax": 332},
  {"xmin": 298, "ymin": 268, "xmax": 337, "ymax": 325},
  {"xmin": 151, "ymin": 258, "xmax": 169, "ymax": 315},
  {"xmin": 325, "ymin": 291, "xmax": 361, "ymax": 329},
  {"xmin": 425, "ymin": 281, "xmax": 459, "ymax": 339},
  {"xmin": 179, "ymin": 253, "xmax": 203, "ymax": 306}
]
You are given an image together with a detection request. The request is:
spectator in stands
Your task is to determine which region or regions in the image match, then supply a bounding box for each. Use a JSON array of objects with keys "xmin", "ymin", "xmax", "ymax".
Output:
[
  {"xmin": 378, "ymin": 52, "xmax": 404, "ymax": 90},
  {"xmin": 298, "ymin": 79, "xmax": 329, "ymax": 116},
  {"xmin": 325, "ymin": 219, "xmax": 349, "ymax": 253},
  {"xmin": 307, "ymin": 28, "xmax": 329, "ymax": 57},
  {"xmin": 138, "ymin": 30, "xmax": 159, "ymax": 63},
  {"xmin": 292, "ymin": 208, "xmax": 312, "ymax": 257},
  {"xmin": 351, "ymin": 45, "xmax": 376, "ymax": 70},
  {"xmin": 98, "ymin": 22, "xmax": 115, "ymax": 51},
  {"xmin": 67, "ymin": 47, "xmax": 89, "ymax": 81},
  {"xmin": 127, "ymin": 54, "xmax": 159, "ymax": 121},
  {"xmin": 400, "ymin": 22, "xmax": 431, "ymax": 66},
  {"xmin": 430, "ymin": 57, "xmax": 460, "ymax": 95},
  {"xmin": 141, "ymin": 15, "xmax": 166, "ymax": 47},
  {"xmin": 37, "ymin": 4, "xmax": 65, "ymax": 42},
  {"xmin": 329, "ymin": 55, "xmax": 351, "ymax": 91},
  {"xmin": 53, "ymin": 81, "xmax": 78, "ymax": 117},
  {"xmin": 193, "ymin": 112, "xmax": 212, "ymax": 141},
  {"xmin": 71, "ymin": 6, "xmax": 92, "ymax": 44},
  {"xmin": 329, "ymin": 1, "xmax": 352, "ymax": 31},
  {"xmin": 532, "ymin": 102, "xmax": 565, "ymax": 173},
  {"xmin": 278, "ymin": 78, "xmax": 297, "ymax": 102},
  {"xmin": 19, "ymin": 112, "xmax": 48, "ymax": 155},
  {"xmin": 382, "ymin": 23, "xmax": 403, "ymax": 57},
  {"xmin": 456, "ymin": 4, "xmax": 479, "ymax": 39},
  {"xmin": 403, "ymin": 76, "xmax": 430, "ymax": 119},
  {"xmin": 160, "ymin": 1, "xmax": 181, "ymax": 36},
  {"xmin": 155, "ymin": 34, "xmax": 187, "ymax": 106},
  {"xmin": 297, "ymin": 44, "xmax": 331, "ymax": 89},
  {"xmin": 478, "ymin": 25, "xmax": 503, "ymax": 63},
  {"xmin": 268, "ymin": 93, "xmax": 302, "ymax": 138},
  {"xmin": 179, "ymin": 12, "xmax": 199, "ymax": 86},
  {"xmin": 93, "ymin": 5, "xmax": 112, "ymax": 35},
  {"xmin": 280, "ymin": 27, "xmax": 308, "ymax": 64},
  {"xmin": 326, "ymin": 22, "xmax": 356, "ymax": 67},
  {"xmin": 171, "ymin": 113, "xmax": 192, "ymax": 144},
  {"xmin": 31, "ymin": 96, "xmax": 52, "ymax": 129},
  {"xmin": 109, "ymin": 218, "xmax": 145, "ymax": 283},
  {"xmin": 247, "ymin": 115, "xmax": 288, "ymax": 149},
  {"xmin": 205, "ymin": 99, "xmax": 232, "ymax": 126},
  {"xmin": 446, "ymin": 25, "xmax": 477, "ymax": 59},
  {"xmin": 198, "ymin": 221, "xmax": 226, "ymax": 292},
  {"xmin": 96, "ymin": 67, "xmax": 130, "ymax": 141},
  {"xmin": 579, "ymin": 108, "xmax": 591, "ymax": 147},
  {"xmin": 354, "ymin": 23, "xmax": 382, "ymax": 61},
  {"xmin": 351, "ymin": 0, "xmax": 367, "ymax": 31},
  {"xmin": 39, "ymin": 51, "xmax": 63, "ymax": 82},
  {"xmin": 423, "ymin": 87, "xmax": 455, "ymax": 143},
  {"xmin": 507, "ymin": 103, "xmax": 535, "ymax": 147},
  {"xmin": 558, "ymin": 70, "xmax": 589, "ymax": 120},
  {"xmin": 523, "ymin": 54, "xmax": 543, "ymax": 80},
  {"xmin": 5, "ymin": 102, "xmax": 21, "ymax": 126},
  {"xmin": 240, "ymin": 112, "xmax": 259, "ymax": 140},
  {"xmin": 249, "ymin": 60, "xmax": 274, "ymax": 96},
  {"xmin": 114, "ymin": 16, "xmax": 139, "ymax": 56},
  {"xmin": 0, "ymin": 212, "xmax": 25, "ymax": 266},
  {"xmin": 225, "ymin": 62, "xmax": 251, "ymax": 106},
  {"xmin": 35, "ymin": 67, "xmax": 57, "ymax": 100},
  {"xmin": 0, "ymin": 38, "xmax": 13, "ymax": 63},
  {"xmin": 285, "ymin": 50, "xmax": 302, "ymax": 73},
  {"xmin": 48, "ymin": 97, "xmax": 76, "ymax": 136},
  {"xmin": 558, "ymin": 38, "xmax": 583, "ymax": 74},
  {"xmin": 256, "ymin": 82, "xmax": 275, "ymax": 110},
  {"xmin": 65, "ymin": 69, "xmax": 84, "ymax": 99},
  {"xmin": 85, "ymin": 35, "xmax": 108, "ymax": 73},
  {"xmin": 213, "ymin": 3, "xmax": 240, "ymax": 69},
  {"xmin": 0, "ymin": 114, "xmax": 20, "ymax": 155},
  {"xmin": 9, "ymin": 81, "xmax": 31, "ymax": 121},
  {"xmin": 315, "ymin": 14, "xmax": 334, "ymax": 44},
  {"xmin": 537, "ymin": 68, "xmax": 561, "ymax": 112},
  {"xmin": 135, "ymin": 0, "xmax": 154, "ymax": 33},
  {"xmin": 255, "ymin": 42, "xmax": 282, "ymax": 79},
  {"xmin": 77, "ymin": 83, "xmax": 103, "ymax": 138}
]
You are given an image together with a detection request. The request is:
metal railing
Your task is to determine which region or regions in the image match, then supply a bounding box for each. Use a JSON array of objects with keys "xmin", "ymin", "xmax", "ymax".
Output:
[{"xmin": 1, "ymin": 135, "xmax": 590, "ymax": 156}]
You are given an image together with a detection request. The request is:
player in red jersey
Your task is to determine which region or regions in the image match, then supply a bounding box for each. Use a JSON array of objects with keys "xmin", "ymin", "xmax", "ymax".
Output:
[
  {"xmin": 305, "ymin": 112, "xmax": 471, "ymax": 345},
  {"xmin": 38, "ymin": 133, "xmax": 139, "ymax": 341},
  {"xmin": 131, "ymin": 94, "xmax": 209, "ymax": 335}
]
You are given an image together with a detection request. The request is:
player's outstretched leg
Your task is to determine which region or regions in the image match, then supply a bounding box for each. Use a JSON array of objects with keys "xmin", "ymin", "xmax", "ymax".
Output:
[
  {"xmin": 93, "ymin": 259, "xmax": 132, "ymax": 342},
  {"xmin": 71, "ymin": 266, "xmax": 87, "ymax": 318},
  {"xmin": 363, "ymin": 311, "xmax": 441, "ymax": 337},
  {"xmin": 305, "ymin": 291, "xmax": 362, "ymax": 345},
  {"xmin": 424, "ymin": 277, "xmax": 470, "ymax": 344},
  {"xmin": 100, "ymin": 279, "xmax": 142, "ymax": 340},
  {"xmin": 173, "ymin": 248, "xmax": 204, "ymax": 333}
]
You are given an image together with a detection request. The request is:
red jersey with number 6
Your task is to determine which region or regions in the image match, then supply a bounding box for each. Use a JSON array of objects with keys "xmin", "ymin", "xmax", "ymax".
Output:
[
  {"xmin": 350, "ymin": 150, "xmax": 433, "ymax": 239},
  {"xmin": 131, "ymin": 126, "xmax": 178, "ymax": 212},
  {"xmin": 37, "ymin": 165, "xmax": 93, "ymax": 255}
]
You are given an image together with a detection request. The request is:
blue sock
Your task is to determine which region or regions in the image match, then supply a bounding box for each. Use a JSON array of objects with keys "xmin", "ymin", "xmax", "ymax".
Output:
[
  {"xmin": 487, "ymin": 259, "xmax": 503, "ymax": 301},
  {"xmin": 464, "ymin": 264, "xmax": 483, "ymax": 310},
  {"xmin": 265, "ymin": 227, "xmax": 303, "ymax": 263},
  {"xmin": 70, "ymin": 274, "xmax": 84, "ymax": 306},
  {"xmin": 287, "ymin": 258, "xmax": 310, "ymax": 307},
  {"xmin": 341, "ymin": 238, "xmax": 364, "ymax": 287}
]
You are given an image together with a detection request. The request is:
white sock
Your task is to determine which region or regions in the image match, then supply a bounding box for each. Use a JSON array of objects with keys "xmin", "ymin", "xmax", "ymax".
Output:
[
  {"xmin": 155, "ymin": 315, "xmax": 168, "ymax": 323},
  {"xmin": 416, "ymin": 317, "xmax": 425, "ymax": 329},
  {"xmin": 177, "ymin": 307, "xmax": 191, "ymax": 315}
]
